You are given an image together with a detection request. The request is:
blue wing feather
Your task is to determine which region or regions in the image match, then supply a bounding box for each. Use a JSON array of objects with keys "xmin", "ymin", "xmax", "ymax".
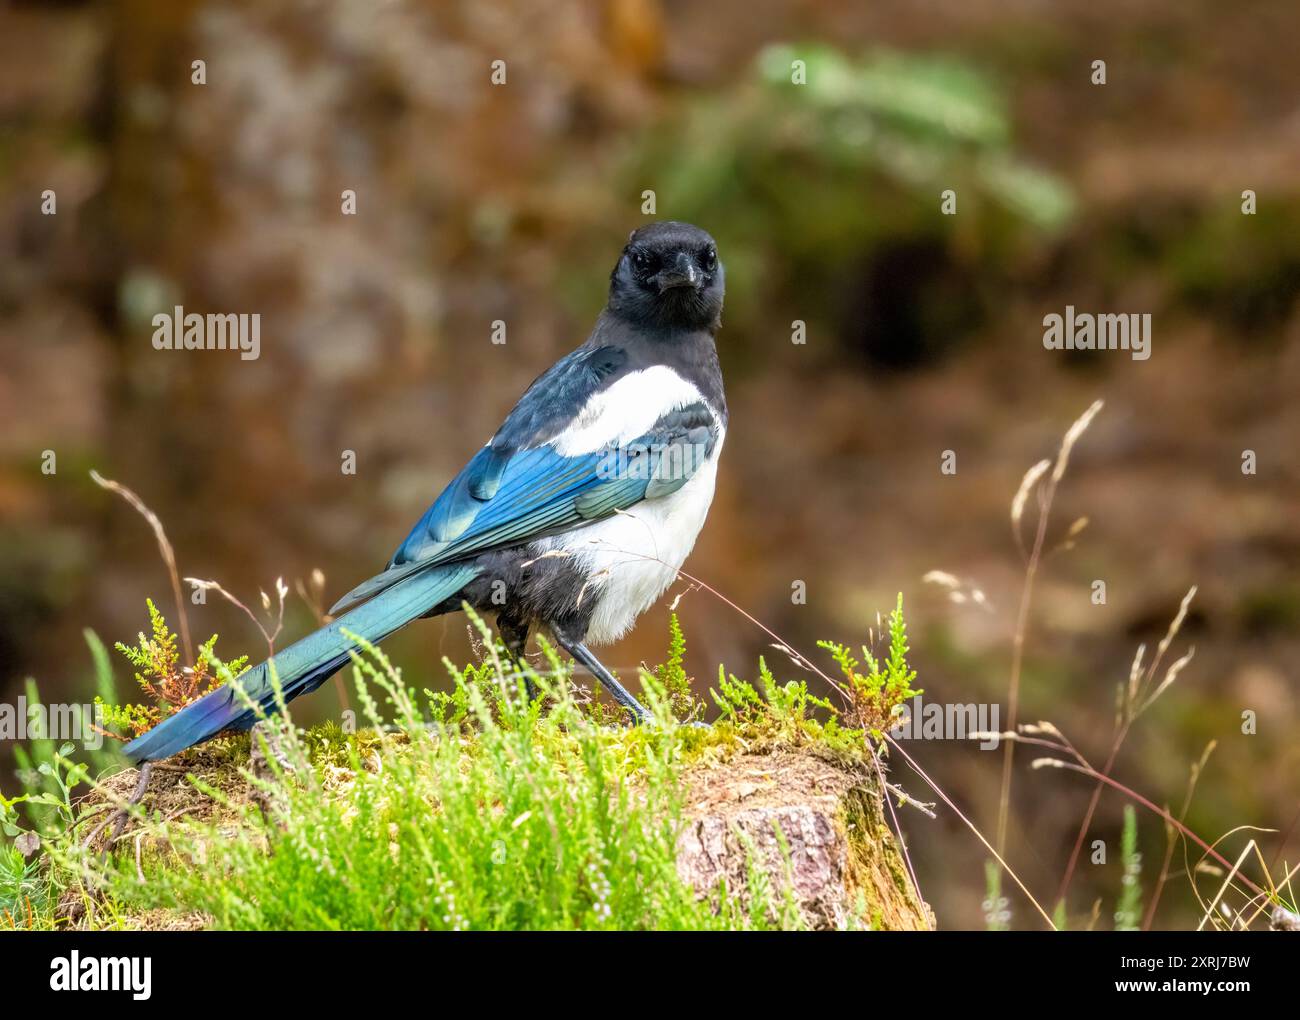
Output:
[{"xmin": 330, "ymin": 385, "xmax": 718, "ymax": 617}]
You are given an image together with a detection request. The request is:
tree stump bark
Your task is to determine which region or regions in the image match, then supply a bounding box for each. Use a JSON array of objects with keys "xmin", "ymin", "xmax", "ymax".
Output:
[{"xmin": 676, "ymin": 749, "xmax": 931, "ymax": 930}]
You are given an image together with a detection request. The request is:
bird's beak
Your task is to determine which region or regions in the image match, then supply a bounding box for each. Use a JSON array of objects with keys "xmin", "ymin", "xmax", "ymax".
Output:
[{"xmin": 655, "ymin": 252, "xmax": 701, "ymax": 293}]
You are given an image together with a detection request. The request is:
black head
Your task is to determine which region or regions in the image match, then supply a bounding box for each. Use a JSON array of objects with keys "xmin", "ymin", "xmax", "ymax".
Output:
[{"xmin": 608, "ymin": 221, "xmax": 724, "ymax": 332}]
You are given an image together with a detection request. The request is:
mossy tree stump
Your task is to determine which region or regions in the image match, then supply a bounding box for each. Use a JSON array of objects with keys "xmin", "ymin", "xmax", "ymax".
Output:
[
  {"xmin": 676, "ymin": 750, "xmax": 930, "ymax": 930},
  {"xmin": 75, "ymin": 740, "xmax": 931, "ymax": 930}
]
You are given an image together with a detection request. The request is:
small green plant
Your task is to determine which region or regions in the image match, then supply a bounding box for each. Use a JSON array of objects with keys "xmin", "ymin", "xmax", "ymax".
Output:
[
  {"xmin": 819, "ymin": 593, "xmax": 922, "ymax": 738},
  {"xmin": 714, "ymin": 657, "xmax": 823, "ymax": 723},
  {"xmin": 705, "ymin": 594, "xmax": 920, "ymax": 755},
  {"xmin": 1114, "ymin": 805, "xmax": 1144, "ymax": 931},
  {"xmin": 1, "ymin": 743, "xmax": 101, "ymax": 928},
  {"xmin": 652, "ymin": 612, "xmax": 701, "ymax": 721},
  {"xmin": 983, "ymin": 859, "xmax": 1010, "ymax": 931},
  {"xmin": 1, "ymin": 793, "xmax": 44, "ymax": 924},
  {"xmin": 97, "ymin": 599, "xmax": 248, "ymax": 740},
  {"xmin": 427, "ymin": 655, "xmax": 512, "ymax": 728}
]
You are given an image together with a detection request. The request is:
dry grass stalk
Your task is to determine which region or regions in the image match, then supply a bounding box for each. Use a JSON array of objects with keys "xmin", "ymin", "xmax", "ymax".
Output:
[
  {"xmin": 90, "ymin": 470, "xmax": 193, "ymax": 663},
  {"xmin": 1058, "ymin": 585, "xmax": 1197, "ymax": 905},
  {"xmin": 1143, "ymin": 741, "xmax": 1215, "ymax": 930},
  {"xmin": 185, "ymin": 575, "xmax": 288, "ymax": 657},
  {"xmin": 996, "ymin": 400, "xmax": 1104, "ymax": 857}
]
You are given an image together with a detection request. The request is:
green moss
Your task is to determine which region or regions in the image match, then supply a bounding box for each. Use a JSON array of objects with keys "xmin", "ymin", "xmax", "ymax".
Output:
[{"xmin": 839, "ymin": 786, "xmax": 927, "ymax": 931}]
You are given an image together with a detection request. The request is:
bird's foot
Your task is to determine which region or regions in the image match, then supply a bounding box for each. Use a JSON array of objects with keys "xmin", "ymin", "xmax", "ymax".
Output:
[{"xmin": 84, "ymin": 760, "xmax": 154, "ymax": 853}]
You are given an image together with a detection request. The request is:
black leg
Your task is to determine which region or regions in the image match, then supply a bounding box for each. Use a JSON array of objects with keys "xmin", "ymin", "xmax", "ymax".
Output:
[
  {"xmin": 498, "ymin": 615, "xmax": 529, "ymax": 660},
  {"xmin": 104, "ymin": 760, "xmax": 153, "ymax": 849},
  {"xmin": 550, "ymin": 631, "xmax": 651, "ymax": 723},
  {"xmin": 497, "ymin": 615, "xmax": 536, "ymax": 700}
]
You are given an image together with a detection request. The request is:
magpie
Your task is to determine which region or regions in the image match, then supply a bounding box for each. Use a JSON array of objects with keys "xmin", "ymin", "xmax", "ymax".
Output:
[{"xmin": 123, "ymin": 221, "xmax": 727, "ymax": 763}]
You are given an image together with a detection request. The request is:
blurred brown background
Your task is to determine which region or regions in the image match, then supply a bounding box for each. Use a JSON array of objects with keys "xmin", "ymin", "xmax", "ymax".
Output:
[{"xmin": 1, "ymin": 0, "xmax": 1298, "ymax": 928}]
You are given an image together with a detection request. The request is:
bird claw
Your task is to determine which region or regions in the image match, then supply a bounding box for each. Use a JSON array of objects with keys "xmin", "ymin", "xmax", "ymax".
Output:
[{"xmin": 84, "ymin": 760, "xmax": 154, "ymax": 854}]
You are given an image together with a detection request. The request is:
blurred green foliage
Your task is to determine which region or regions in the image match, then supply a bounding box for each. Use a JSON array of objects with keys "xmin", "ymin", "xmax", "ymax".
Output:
[{"xmin": 617, "ymin": 44, "xmax": 1073, "ymax": 368}]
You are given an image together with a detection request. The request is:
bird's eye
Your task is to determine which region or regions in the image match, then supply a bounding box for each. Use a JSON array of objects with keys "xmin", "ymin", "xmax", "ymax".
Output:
[
  {"xmin": 632, "ymin": 251, "xmax": 649, "ymax": 269},
  {"xmin": 701, "ymin": 247, "xmax": 717, "ymax": 271}
]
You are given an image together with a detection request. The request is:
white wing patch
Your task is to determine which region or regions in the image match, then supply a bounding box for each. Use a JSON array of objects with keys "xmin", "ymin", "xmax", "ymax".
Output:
[{"xmin": 547, "ymin": 366, "xmax": 711, "ymax": 456}]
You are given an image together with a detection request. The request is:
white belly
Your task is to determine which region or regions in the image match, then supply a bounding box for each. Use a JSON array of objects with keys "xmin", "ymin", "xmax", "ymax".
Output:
[{"xmin": 542, "ymin": 434, "xmax": 723, "ymax": 645}]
